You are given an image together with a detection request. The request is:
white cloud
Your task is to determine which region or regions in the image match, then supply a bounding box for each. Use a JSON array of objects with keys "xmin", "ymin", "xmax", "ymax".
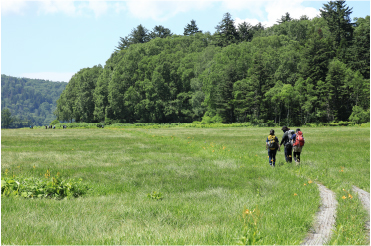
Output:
[
  {"xmin": 88, "ymin": 1, "xmax": 108, "ymax": 17},
  {"xmin": 264, "ymin": 1, "xmax": 319, "ymax": 26},
  {"xmin": 20, "ymin": 72, "xmax": 75, "ymax": 82},
  {"xmin": 2, "ymin": 0, "xmax": 320, "ymax": 24},
  {"xmin": 221, "ymin": 1, "xmax": 266, "ymax": 19},
  {"xmin": 229, "ymin": 0, "xmax": 320, "ymax": 27},
  {"xmin": 126, "ymin": 1, "xmax": 213, "ymax": 21},
  {"xmin": 235, "ymin": 17, "xmax": 270, "ymax": 28},
  {"xmin": 1, "ymin": 0, "xmax": 28, "ymax": 15},
  {"xmin": 2, "ymin": 0, "xmax": 110, "ymax": 17},
  {"xmin": 114, "ymin": 2, "xmax": 126, "ymax": 14},
  {"xmin": 37, "ymin": 0, "xmax": 77, "ymax": 16}
]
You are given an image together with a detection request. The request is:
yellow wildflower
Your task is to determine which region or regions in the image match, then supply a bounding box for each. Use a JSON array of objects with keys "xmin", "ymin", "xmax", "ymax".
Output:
[
  {"xmin": 294, "ymin": 193, "xmax": 298, "ymax": 196},
  {"xmin": 304, "ymin": 183, "xmax": 307, "ymax": 186},
  {"xmin": 348, "ymin": 194, "xmax": 353, "ymax": 199},
  {"xmin": 342, "ymin": 196, "xmax": 347, "ymax": 199},
  {"xmin": 308, "ymin": 180, "xmax": 313, "ymax": 184}
]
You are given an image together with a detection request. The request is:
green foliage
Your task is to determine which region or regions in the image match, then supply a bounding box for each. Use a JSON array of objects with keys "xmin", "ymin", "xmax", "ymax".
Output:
[
  {"xmin": 214, "ymin": 12, "xmax": 239, "ymax": 47},
  {"xmin": 116, "ymin": 24, "xmax": 151, "ymax": 50},
  {"xmin": 147, "ymin": 191, "xmax": 163, "ymax": 200},
  {"xmin": 149, "ymin": 25, "xmax": 172, "ymax": 39},
  {"xmin": 51, "ymin": 119, "xmax": 59, "ymax": 125},
  {"xmin": 349, "ymin": 106, "xmax": 370, "ymax": 124},
  {"xmin": 320, "ymin": 1, "xmax": 353, "ymax": 46},
  {"xmin": 277, "ymin": 12, "xmax": 292, "ymax": 24},
  {"xmin": 184, "ymin": 19, "xmax": 201, "ymax": 35},
  {"xmin": 1, "ymin": 108, "xmax": 14, "ymax": 128},
  {"xmin": 116, "ymin": 24, "xmax": 172, "ymax": 51},
  {"xmin": 1, "ymin": 173, "xmax": 89, "ymax": 199},
  {"xmin": 237, "ymin": 207, "xmax": 263, "ymax": 245},
  {"xmin": 1, "ymin": 75, "xmax": 67, "ymax": 126},
  {"xmin": 348, "ymin": 16, "xmax": 370, "ymax": 79},
  {"xmin": 49, "ymin": 6, "xmax": 368, "ymax": 126},
  {"xmin": 4, "ymin": 6, "xmax": 371, "ymax": 127}
]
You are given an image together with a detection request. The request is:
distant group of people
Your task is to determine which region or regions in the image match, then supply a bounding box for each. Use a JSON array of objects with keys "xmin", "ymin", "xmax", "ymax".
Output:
[
  {"xmin": 43, "ymin": 125, "xmax": 67, "ymax": 129},
  {"xmin": 266, "ymin": 126, "xmax": 305, "ymax": 167}
]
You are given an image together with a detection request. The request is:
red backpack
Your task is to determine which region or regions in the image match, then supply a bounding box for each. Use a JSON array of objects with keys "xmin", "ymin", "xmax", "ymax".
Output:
[{"xmin": 294, "ymin": 131, "xmax": 305, "ymax": 147}]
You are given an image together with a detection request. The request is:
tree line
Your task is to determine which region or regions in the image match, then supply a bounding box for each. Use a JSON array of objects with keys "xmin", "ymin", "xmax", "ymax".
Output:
[
  {"xmin": 1, "ymin": 75, "xmax": 67, "ymax": 126},
  {"xmin": 55, "ymin": 1, "xmax": 370, "ymax": 125}
]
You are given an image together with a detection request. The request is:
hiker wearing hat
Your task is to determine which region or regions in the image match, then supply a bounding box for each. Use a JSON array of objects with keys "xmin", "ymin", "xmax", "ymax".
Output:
[
  {"xmin": 279, "ymin": 126, "xmax": 295, "ymax": 163},
  {"xmin": 266, "ymin": 129, "xmax": 281, "ymax": 167}
]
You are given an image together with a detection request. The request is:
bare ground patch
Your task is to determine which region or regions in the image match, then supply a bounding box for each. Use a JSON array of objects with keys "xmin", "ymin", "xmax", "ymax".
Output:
[
  {"xmin": 352, "ymin": 186, "xmax": 370, "ymax": 243},
  {"xmin": 302, "ymin": 183, "xmax": 338, "ymax": 245}
]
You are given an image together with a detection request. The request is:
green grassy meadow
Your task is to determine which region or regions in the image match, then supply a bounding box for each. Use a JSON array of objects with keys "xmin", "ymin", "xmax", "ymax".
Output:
[{"xmin": 1, "ymin": 126, "xmax": 369, "ymax": 245}]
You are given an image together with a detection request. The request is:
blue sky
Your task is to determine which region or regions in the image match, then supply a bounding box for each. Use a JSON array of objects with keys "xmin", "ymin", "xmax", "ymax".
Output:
[{"xmin": 1, "ymin": 0, "xmax": 370, "ymax": 82}]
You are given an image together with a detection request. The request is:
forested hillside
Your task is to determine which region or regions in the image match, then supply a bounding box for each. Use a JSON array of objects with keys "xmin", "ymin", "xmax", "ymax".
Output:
[
  {"xmin": 55, "ymin": 1, "xmax": 370, "ymax": 125},
  {"xmin": 1, "ymin": 75, "xmax": 67, "ymax": 126}
]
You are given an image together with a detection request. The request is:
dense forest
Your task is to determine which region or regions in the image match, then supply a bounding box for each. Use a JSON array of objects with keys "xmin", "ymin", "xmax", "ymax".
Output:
[
  {"xmin": 55, "ymin": 1, "xmax": 370, "ymax": 125},
  {"xmin": 1, "ymin": 75, "xmax": 67, "ymax": 127}
]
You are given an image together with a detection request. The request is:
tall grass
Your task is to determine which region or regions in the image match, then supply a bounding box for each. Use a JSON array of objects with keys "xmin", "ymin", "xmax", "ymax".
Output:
[{"xmin": 1, "ymin": 126, "xmax": 369, "ymax": 244}]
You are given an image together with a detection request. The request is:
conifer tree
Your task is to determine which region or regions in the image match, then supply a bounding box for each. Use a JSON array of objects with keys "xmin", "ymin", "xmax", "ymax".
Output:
[
  {"xmin": 116, "ymin": 24, "xmax": 150, "ymax": 50},
  {"xmin": 184, "ymin": 19, "xmax": 201, "ymax": 35},
  {"xmin": 237, "ymin": 21, "xmax": 253, "ymax": 42},
  {"xmin": 214, "ymin": 12, "xmax": 239, "ymax": 47},
  {"xmin": 149, "ymin": 25, "xmax": 172, "ymax": 39},
  {"xmin": 277, "ymin": 12, "xmax": 292, "ymax": 24},
  {"xmin": 320, "ymin": 1, "xmax": 353, "ymax": 46}
]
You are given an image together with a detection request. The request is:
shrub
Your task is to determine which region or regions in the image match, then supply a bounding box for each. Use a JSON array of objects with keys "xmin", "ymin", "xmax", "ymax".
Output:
[
  {"xmin": 51, "ymin": 119, "xmax": 60, "ymax": 125},
  {"xmin": 147, "ymin": 191, "xmax": 163, "ymax": 200},
  {"xmin": 349, "ymin": 106, "xmax": 370, "ymax": 124},
  {"xmin": 1, "ymin": 173, "xmax": 89, "ymax": 199}
]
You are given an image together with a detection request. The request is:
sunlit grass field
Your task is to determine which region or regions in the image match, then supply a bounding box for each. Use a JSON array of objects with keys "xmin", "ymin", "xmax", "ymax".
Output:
[{"xmin": 1, "ymin": 126, "xmax": 369, "ymax": 245}]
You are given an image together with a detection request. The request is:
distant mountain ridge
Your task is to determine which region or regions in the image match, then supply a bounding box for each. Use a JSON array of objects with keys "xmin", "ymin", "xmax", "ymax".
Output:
[{"xmin": 1, "ymin": 74, "xmax": 67, "ymax": 126}]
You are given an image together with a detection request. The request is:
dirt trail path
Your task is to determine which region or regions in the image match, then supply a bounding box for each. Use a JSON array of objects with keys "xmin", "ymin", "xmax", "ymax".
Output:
[
  {"xmin": 302, "ymin": 183, "xmax": 338, "ymax": 245},
  {"xmin": 352, "ymin": 186, "xmax": 370, "ymax": 242}
]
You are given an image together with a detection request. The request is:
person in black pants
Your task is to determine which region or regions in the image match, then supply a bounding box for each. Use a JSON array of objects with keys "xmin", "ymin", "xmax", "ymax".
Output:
[
  {"xmin": 291, "ymin": 128, "xmax": 304, "ymax": 165},
  {"xmin": 266, "ymin": 129, "xmax": 281, "ymax": 167},
  {"xmin": 279, "ymin": 126, "xmax": 294, "ymax": 163}
]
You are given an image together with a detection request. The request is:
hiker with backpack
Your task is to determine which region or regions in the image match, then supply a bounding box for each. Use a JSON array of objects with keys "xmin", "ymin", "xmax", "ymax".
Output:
[
  {"xmin": 266, "ymin": 129, "xmax": 281, "ymax": 167},
  {"xmin": 291, "ymin": 128, "xmax": 305, "ymax": 165},
  {"xmin": 279, "ymin": 126, "xmax": 295, "ymax": 163}
]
